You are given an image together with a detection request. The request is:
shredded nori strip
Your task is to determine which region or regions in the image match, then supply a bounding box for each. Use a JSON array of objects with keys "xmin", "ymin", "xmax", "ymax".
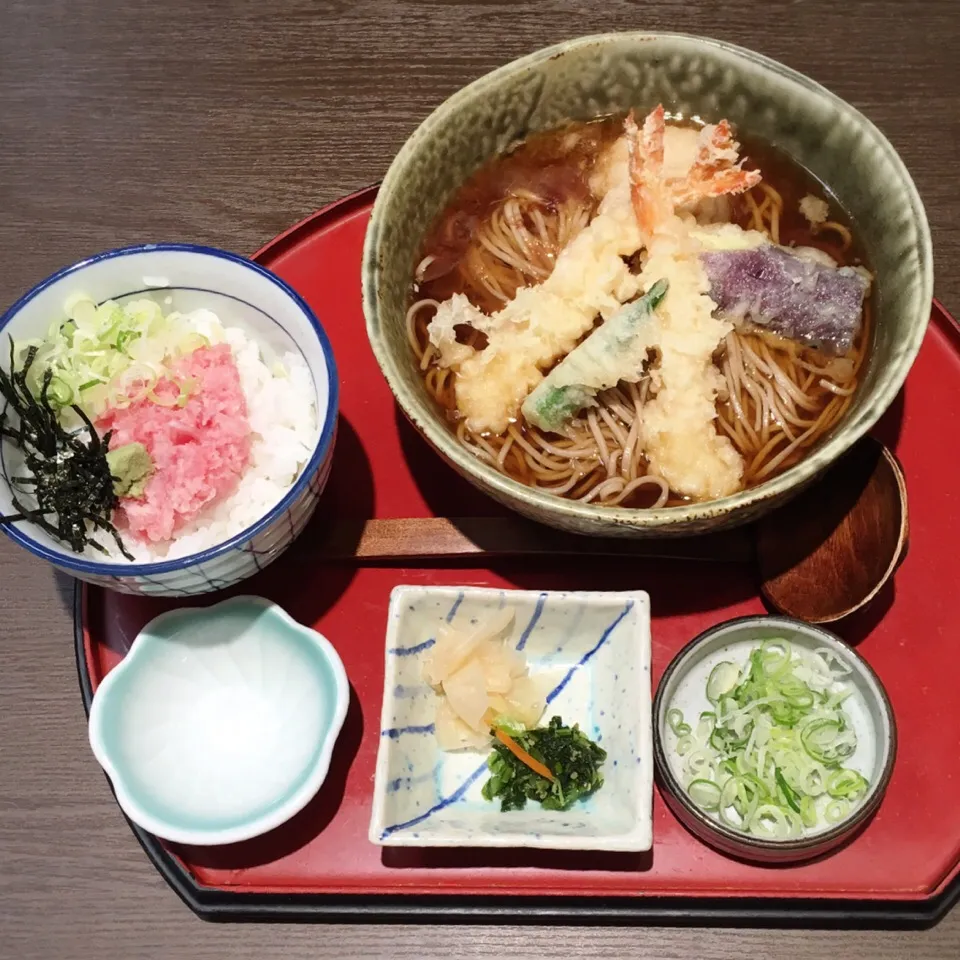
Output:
[
  {"xmin": 0, "ymin": 337, "xmax": 132, "ymax": 559},
  {"xmin": 481, "ymin": 716, "xmax": 607, "ymax": 812}
]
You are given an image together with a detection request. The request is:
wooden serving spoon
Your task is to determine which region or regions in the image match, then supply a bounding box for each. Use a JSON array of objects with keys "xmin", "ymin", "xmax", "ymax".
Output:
[
  {"xmin": 309, "ymin": 436, "xmax": 908, "ymax": 624},
  {"xmin": 755, "ymin": 437, "xmax": 909, "ymax": 623}
]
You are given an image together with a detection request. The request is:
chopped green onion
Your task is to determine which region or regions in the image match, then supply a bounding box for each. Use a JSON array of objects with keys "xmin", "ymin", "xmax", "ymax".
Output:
[
  {"xmin": 668, "ymin": 639, "xmax": 869, "ymax": 839},
  {"xmin": 799, "ymin": 794, "xmax": 818, "ymax": 828},
  {"xmin": 667, "ymin": 708, "xmax": 691, "ymax": 736},
  {"xmin": 719, "ymin": 757, "xmax": 738, "ymax": 778},
  {"xmin": 13, "ymin": 295, "xmax": 223, "ymax": 421},
  {"xmin": 750, "ymin": 803, "xmax": 792, "ymax": 839},
  {"xmin": 801, "ymin": 718, "xmax": 855, "ymax": 764},
  {"xmin": 775, "ymin": 767, "xmax": 803, "ymax": 814},
  {"xmin": 685, "ymin": 749, "xmax": 716, "ymax": 782},
  {"xmin": 718, "ymin": 776, "xmax": 762, "ymax": 830},
  {"xmin": 759, "ymin": 640, "xmax": 791, "ymax": 677},
  {"xmin": 825, "ymin": 799, "xmax": 849, "ymax": 824},
  {"xmin": 695, "ymin": 711, "xmax": 716, "ymax": 740},
  {"xmin": 826, "ymin": 769, "xmax": 868, "ymax": 801},
  {"xmin": 707, "ymin": 661, "xmax": 740, "ymax": 703},
  {"xmin": 687, "ymin": 779, "xmax": 721, "ymax": 811},
  {"xmin": 45, "ymin": 376, "xmax": 74, "ymax": 407}
]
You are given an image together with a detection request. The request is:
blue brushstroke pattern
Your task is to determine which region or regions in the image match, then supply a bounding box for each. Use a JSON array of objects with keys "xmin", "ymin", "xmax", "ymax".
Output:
[
  {"xmin": 545, "ymin": 600, "xmax": 634, "ymax": 705},
  {"xmin": 393, "ymin": 683, "xmax": 429, "ymax": 699},
  {"xmin": 381, "ymin": 598, "xmax": 635, "ymax": 837},
  {"xmin": 515, "ymin": 593, "xmax": 547, "ymax": 651},
  {"xmin": 388, "ymin": 637, "xmax": 436, "ymax": 656},
  {"xmin": 386, "ymin": 769, "xmax": 438, "ymax": 793},
  {"xmin": 381, "ymin": 723, "xmax": 436, "ymax": 739},
  {"xmin": 390, "ymin": 593, "xmax": 462, "ymax": 657},
  {"xmin": 381, "ymin": 763, "xmax": 489, "ymax": 838},
  {"xmin": 445, "ymin": 592, "xmax": 464, "ymax": 622}
]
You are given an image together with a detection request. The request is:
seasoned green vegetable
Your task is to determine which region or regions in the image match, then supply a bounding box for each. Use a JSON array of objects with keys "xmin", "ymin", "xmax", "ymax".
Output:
[{"xmin": 481, "ymin": 715, "xmax": 607, "ymax": 812}]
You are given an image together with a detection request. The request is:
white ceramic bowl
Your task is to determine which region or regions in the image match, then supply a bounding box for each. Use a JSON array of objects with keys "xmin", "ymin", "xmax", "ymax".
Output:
[
  {"xmin": 88, "ymin": 597, "xmax": 349, "ymax": 845},
  {"xmin": 0, "ymin": 244, "xmax": 338, "ymax": 596},
  {"xmin": 653, "ymin": 615, "xmax": 896, "ymax": 863},
  {"xmin": 369, "ymin": 585, "xmax": 653, "ymax": 851}
]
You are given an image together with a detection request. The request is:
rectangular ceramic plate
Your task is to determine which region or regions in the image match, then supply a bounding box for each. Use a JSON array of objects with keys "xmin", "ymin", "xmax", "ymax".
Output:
[{"xmin": 369, "ymin": 586, "xmax": 653, "ymax": 851}]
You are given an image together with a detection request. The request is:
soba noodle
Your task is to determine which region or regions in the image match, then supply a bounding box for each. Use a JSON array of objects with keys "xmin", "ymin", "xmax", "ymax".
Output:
[{"xmin": 407, "ymin": 127, "xmax": 868, "ymax": 509}]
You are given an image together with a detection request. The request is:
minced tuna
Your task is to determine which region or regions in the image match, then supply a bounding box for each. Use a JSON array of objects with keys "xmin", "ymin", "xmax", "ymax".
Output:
[{"xmin": 97, "ymin": 344, "xmax": 252, "ymax": 542}]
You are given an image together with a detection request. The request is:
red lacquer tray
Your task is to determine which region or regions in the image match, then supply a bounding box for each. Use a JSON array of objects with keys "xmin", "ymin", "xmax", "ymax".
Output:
[{"xmin": 76, "ymin": 187, "xmax": 960, "ymax": 926}]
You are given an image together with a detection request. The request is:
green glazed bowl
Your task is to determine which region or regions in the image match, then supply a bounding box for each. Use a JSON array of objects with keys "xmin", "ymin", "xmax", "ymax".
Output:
[{"xmin": 362, "ymin": 33, "xmax": 933, "ymax": 537}]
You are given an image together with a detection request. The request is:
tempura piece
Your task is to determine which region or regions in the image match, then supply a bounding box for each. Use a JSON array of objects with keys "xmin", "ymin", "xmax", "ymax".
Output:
[
  {"xmin": 799, "ymin": 193, "xmax": 830, "ymax": 228},
  {"xmin": 434, "ymin": 161, "xmax": 643, "ymax": 434},
  {"xmin": 701, "ymin": 246, "xmax": 870, "ymax": 354},
  {"xmin": 635, "ymin": 244, "xmax": 745, "ymax": 501},
  {"xmin": 625, "ymin": 108, "xmax": 755, "ymax": 500},
  {"xmin": 426, "ymin": 294, "xmax": 490, "ymax": 368},
  {"xmin": 522, "ymin": 279, "xmax": 668, "ymax": 433}
]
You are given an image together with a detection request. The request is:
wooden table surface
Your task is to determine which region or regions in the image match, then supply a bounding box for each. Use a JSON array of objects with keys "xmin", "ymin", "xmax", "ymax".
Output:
[{"xmin": 1, "ymin": 1, "xmax": 958, "ymax": 957}]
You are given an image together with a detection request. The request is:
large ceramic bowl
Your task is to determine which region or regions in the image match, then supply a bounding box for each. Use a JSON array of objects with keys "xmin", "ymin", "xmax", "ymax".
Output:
[
  {"xmin": 0, "ymin": 244, "xmax": 338, "ymax": 595},
  {"xmin": 363, "ymin": 33, "xmax": 933, "ymax": 537}
]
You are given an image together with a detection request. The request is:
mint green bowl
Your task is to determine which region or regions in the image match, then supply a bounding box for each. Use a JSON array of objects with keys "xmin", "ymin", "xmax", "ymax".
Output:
[
  {"xmin": 363, "ymin": 33, "xmax": 933, "ymax": 538},
  {"xmin": 88, "ymin": 597, "xmax": 349, "ymax": 845}
]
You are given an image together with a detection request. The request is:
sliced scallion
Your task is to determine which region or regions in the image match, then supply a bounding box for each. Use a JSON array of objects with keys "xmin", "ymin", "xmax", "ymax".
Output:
[
  {"xmin": 706, "ymin": 661, "xmax": 740, "ymax": 703},
  {"xmin": 665, "ymin": 639, "xmax": 869, "ymax": 838},
  {"xmin": 687, "ymin": 779, "xmax": 721, "ymax": 812},
  {"xmin": 667, "ymin": 708, "xmax": 691, "ymax": 736}
]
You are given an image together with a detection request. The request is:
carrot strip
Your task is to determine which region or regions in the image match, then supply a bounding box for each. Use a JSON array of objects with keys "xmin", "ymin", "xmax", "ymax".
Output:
[{"xmin": 495, "ymin": 729, "xmax": 554, "ymax": 781}]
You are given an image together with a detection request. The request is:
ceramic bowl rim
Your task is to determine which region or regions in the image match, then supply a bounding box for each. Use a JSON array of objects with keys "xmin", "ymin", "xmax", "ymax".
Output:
[
  {"xmin": 0, "ymin": 243, "xmax": 339, "ymax": 574},
  {"xmin": 651, "ymin": 614, "xmax": 897, "ymax": 855},
  {"xmin": 369, "ymin": 583, "xmax": 654, "ymax": 850},
  {"xmin": 362, "ymin": 31, "xmax": 934, "ymax": 532},
  {"xmin": 87, "ymin": 595, "xmax": 350, "ymax": 845}
]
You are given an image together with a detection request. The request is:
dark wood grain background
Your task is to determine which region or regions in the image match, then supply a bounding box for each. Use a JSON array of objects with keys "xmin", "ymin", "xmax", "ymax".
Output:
[{"xmin": 1, "ymin": 1, "xmax": 958, "ymax": 957}]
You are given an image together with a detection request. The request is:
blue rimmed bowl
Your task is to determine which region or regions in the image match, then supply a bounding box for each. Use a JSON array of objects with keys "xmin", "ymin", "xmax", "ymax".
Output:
[
  {"xmin": 88, "ymin": 596, "xmax": 350, "ymax": 846},
  {"xmin": 0, "ymin": 244, "xmax": 338, "ymax": 596}
]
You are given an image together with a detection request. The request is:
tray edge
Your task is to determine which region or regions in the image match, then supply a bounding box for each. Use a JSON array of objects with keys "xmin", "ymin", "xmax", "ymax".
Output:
[
  {"xmin": 68, "ymin": 584, "xmax": 960, "ymax": 924},
  {"xmin": 72, "ymin": 191, "xmax": 960, "ymax": 924}
]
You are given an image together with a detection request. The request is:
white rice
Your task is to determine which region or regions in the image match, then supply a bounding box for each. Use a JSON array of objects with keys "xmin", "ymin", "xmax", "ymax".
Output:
[{"xmin": 95, "ymin": 314, "xmax": 318, "ymax": 563}]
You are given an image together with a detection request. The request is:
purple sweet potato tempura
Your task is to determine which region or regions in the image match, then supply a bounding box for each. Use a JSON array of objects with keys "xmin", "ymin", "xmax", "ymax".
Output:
[{"xmin": 701, "ymin": 246, "xmax": 869, "ymax": 354}]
